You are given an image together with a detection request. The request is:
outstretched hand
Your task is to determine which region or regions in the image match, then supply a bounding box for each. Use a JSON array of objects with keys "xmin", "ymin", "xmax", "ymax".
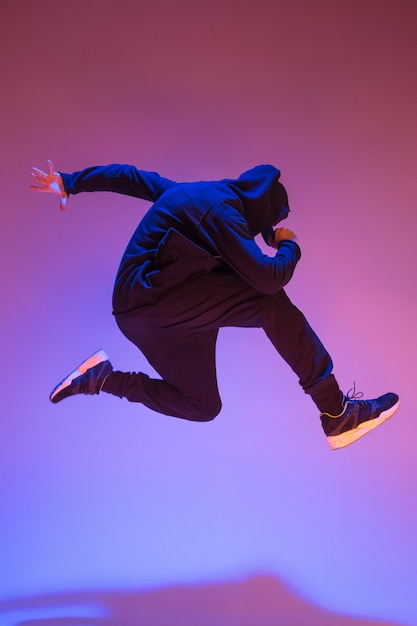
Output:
[{"xmin": 30, "ymin": 160, "xmax": 68, "ymax": 211}]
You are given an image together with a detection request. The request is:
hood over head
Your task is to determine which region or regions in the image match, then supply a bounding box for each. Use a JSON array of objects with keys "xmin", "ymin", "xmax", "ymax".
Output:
[{"xmin": 227, "ymin": 164, "xmax": 289, "ymax": 237}]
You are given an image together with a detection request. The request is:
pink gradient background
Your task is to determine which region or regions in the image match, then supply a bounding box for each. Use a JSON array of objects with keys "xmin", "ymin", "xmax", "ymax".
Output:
[{"xmin": 1, "ymin": 1, "xmax": 416, "ymax": 624}]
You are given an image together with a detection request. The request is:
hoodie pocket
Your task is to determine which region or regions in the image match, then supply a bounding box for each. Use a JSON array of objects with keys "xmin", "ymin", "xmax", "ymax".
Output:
[{"xmin": 148, "ymin": 227, "xmax": 221, "ymax": 289}]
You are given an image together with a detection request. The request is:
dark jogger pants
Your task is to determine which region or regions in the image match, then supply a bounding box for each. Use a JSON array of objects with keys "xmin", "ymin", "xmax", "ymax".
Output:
[{"xmin": 104, "ymin": 269, "xmax": 342, "ymax": 420}]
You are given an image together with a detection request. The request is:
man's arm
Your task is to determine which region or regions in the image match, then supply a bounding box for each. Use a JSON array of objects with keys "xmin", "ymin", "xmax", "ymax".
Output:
[
  {"xmin": 30, "ymin": 161, "xmax": 176, "ymax": 210},
  {"xmin": 60, "ymin": 164, "xmax": 175, "ymax": 201},
  {"xmin": 200, "ymin": 201, "xmax": 301, "ymax": 295}
]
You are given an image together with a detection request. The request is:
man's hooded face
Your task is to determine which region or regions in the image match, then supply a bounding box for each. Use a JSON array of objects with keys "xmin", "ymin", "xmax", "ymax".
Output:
[{"xmin": 230, "ymin": 165, "xmax": 290, "ymax": 237}]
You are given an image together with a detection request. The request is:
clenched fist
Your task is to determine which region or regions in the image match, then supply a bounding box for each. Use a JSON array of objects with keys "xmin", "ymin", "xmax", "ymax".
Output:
[{"xmin": 268, "ymin": 227, "xmax": 298, "ymax": 248}]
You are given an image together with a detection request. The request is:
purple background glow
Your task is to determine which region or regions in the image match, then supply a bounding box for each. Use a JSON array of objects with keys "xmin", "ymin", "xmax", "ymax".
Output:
[{"xmin": 1, "ymin": 1, "xmax": 416, "ymax": 624}]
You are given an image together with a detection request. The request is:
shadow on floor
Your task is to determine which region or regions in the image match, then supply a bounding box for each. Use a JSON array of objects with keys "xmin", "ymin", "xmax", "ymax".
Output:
[{"xmin": 0, "ymin": 575, "xmax": 404, "ymax": 626}]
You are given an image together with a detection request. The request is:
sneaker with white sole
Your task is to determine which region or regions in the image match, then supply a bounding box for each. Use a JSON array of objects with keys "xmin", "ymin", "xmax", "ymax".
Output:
[
  {"xmin": 49, "ymin": 350, "xmax": 113, "ymax": 403},
  {"xmin": 320, "ymin": 387, "xmax": 400, "ymax": 450}
]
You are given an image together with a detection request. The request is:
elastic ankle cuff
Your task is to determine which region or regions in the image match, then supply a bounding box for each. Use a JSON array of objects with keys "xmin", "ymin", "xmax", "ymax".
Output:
[
  {"xmin": 306, "ymin": 375, "xmax": 344, "ymax": 415},
  {"xmin": 320, "ymin": 404, "xmax": 347, "ymax": 418}
]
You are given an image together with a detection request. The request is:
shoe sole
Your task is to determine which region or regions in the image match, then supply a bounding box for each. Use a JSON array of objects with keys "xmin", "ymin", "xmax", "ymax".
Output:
[
  {"xmin": 327, "ymin": 399, "xmax": 400, "ymax": 450},
  {"xmin": 50, "ymin": 350, "xmax": 109, "ymax": 403}
]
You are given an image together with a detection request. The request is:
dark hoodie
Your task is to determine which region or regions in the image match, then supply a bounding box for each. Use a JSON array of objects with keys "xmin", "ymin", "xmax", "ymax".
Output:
[{"xmin": 60, "ymin": 164, "xmax": 301, "ymax": 313}]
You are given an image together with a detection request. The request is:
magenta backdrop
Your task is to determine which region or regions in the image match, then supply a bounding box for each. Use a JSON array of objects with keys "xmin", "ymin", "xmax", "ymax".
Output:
[{"xmin": 1, "ymin": 1, "xmax": 416, "ymax": 625}]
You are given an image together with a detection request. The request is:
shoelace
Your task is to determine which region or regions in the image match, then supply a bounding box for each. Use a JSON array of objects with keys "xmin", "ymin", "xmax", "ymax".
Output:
[
  {"xmin": 344, "ymin": 382, "xmax": 364, "ymax": 402},
  {"xmin": 343, "ymin": 383, "xmax": 375, "ymax": 415}
]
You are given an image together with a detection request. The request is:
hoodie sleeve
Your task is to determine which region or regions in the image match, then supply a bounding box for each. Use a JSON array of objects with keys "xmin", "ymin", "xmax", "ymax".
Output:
[
  {"xmin": 199, "ymin": 201, "xmax": 301, "ymax": 295},
  {"xmin": 60, "ymin": 164, "xmax": 175, "ymax": 202}
]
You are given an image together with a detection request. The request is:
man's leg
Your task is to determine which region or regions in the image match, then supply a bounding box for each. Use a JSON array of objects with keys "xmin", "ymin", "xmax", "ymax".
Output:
[
  {"xmin": 257, "ymin": 289, "xmax": 399, "ymax": 448},
  {"xmin": 104, "ymin": 268, "xmax": 267, "ymax": 420},
  {"xmin": 104, "ymin": 322, "xmax": 221, "ymax": 421},
  {"xmin": 259, "ymin": 289, "xmax": 344, "ymax": 414}
]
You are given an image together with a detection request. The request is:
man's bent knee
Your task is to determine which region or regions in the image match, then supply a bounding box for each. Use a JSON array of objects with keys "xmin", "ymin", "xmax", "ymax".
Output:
[{"xmin": 188, "ymin": 398, "xmax": 222, "ymax": 422}]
